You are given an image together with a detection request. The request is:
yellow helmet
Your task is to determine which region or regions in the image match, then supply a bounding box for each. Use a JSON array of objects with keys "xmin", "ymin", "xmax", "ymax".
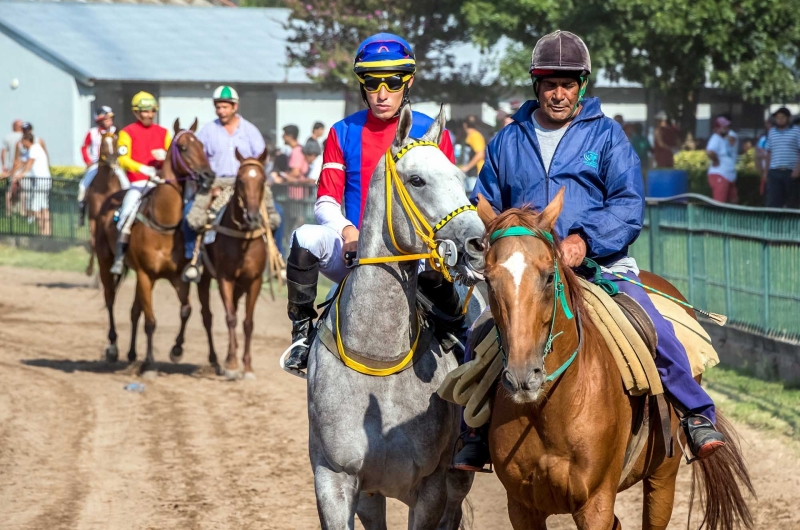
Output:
[{"xmin": 131, "ymin": 91, "xmax": 158, "ymax": 112}]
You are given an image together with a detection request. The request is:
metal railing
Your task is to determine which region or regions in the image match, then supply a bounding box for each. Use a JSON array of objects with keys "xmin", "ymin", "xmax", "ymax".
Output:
[
  {"xmin": 629, "ymin": 194, "xmax": 800, "ymax": 343},
  {"xmin": 0, "ymin": 177, "xmax": 90, "ymax": 241}
]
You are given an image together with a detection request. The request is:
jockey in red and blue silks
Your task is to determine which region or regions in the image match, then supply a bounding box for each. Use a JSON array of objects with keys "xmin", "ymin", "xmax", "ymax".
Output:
[{"xmin": 282, "ymin": 33, "xmax": 457, "ymax": 372}]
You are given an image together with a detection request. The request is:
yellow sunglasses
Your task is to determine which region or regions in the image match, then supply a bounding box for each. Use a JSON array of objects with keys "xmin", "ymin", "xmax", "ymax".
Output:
[{"xmin": 358, "ymin": 73, "xmax": 413, "ymax": 93}]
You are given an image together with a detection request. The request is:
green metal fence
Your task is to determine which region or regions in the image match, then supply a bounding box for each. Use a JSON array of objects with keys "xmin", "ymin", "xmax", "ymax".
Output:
[
  {"xmin": 0, "ymin": 177, "xmax": 90, "ymax": 242},
  {"xmin": 629, "ymin": 194, "xmax": 800, "ymax": 343}
]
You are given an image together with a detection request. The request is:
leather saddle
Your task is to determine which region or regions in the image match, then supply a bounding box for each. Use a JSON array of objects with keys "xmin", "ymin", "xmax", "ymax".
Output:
[{"xmin": 613, "ymin": 293, "xmax": 658, "ymax": 359}]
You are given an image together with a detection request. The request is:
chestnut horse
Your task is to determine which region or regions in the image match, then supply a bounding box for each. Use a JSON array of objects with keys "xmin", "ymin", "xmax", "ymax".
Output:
[
  {"xmin": 475, "ymin": 190, "xmax": 754, "ymax": 530},
  {"xmin": 197, "ymin": 148, "xmax": 269, "ymax": 378},
  {"xmin": 85, "ymin": 131, "xmax": 125, "ymax": 277},
  {"xmin": 95, "ymin": 119, "xmax": 214, "ymax": 373}
]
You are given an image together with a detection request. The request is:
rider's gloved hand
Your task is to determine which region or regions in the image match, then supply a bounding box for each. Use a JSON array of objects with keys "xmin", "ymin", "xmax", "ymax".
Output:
[
  {"xmin": 342, "ymin": 225, "xmax": 359, "ymax": 262},
  {"xmin": 139, "ymin": 165, "xmax": 157, "ymax": 180}
]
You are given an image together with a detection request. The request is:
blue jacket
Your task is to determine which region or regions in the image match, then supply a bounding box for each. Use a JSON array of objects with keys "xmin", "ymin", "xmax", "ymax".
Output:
[{"xmin": 471, "ymin": 97, "xmax": 644, "ymax": 265}]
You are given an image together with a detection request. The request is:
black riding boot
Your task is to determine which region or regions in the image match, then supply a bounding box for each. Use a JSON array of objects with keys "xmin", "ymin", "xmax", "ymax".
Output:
[
  {"xmin": 110, "ymin": 234, "xmax": 129, "ymax": 276},
  {"xmin": 418, "ymin": 270, "xmax": 468, "ymax": 361},
  {"xmin": 78, "ymin": 201, "xmax": 86, "ymax": 227},
  {"xmin": 453, "ymin": 426, "xmax": 492, "ymax": 472},
  {"xmin": 284, "ymin": 244, "xmax": 319, "ymax": 371},
  {"xmin": 682, "ymin": 414, "xmax": 726, "ymax": 460}
]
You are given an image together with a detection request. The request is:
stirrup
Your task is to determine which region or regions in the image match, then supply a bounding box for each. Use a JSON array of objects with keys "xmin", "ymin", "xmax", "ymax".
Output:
[
  {"xmin": 676, "ymin": 414, "xmax": 725, "ymax": 463},
  {"xmin": 279, "ymin": 339, "xmax": 308, "ymax": 380},
  {"xmin": 181, "ymin": 263, "xmax": 202, "ymax": 284}
]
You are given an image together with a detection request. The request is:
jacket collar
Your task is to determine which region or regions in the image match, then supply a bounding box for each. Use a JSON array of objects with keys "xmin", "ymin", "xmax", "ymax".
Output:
[{"xmin": 512, "ymin": 97, "xmax": 604, "ymax": 128}]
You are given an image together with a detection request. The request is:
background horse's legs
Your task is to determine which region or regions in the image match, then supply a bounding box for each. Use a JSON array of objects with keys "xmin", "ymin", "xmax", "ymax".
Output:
[
  {"xmin": 436, "ymin": 468, "xmax": 474, "ymax": 530},
  {"xmin": 86, "ymin": 218, "xmax": 96, "ymax": 277},
  {"xmin": 219, "ymin": 279, "xmax": 239, "ymax": 375},
  {"xmin": 507, "ymin": 497, "xmax": 547, "ymax": 530},
  {"xmin": 197, "ymin": 273, "xmax": 218, "ymax": 371},
  {"xmin": 355, "ymin": 492, "xmax": 387, "ymax": 530},
  {"xmin": 572, "ymin": 490, "xmax": 621, "ymax": 530},
  {"xmin": 241, "ymin": 278, "xmax": 261, "ymax": 377},
  {"xmin": 408, "ymin": 468, "xmax": 448, "ymax": 529},
  {"xmin": 99, "ymin": 256, "xmax": 118, "ymax": 363},
  {"xmin": 128, "ymin": 293, "xmax": 141, "ymax": 362},
  {"xmin": 136, "ymin": 271, "xmax": 157, "ymax": 375},
  {"xmin": 313, "ymin": 464, "xmax": 359, "ymax": 530},
  {"xmin": 168, "ymin": 277, "xmax": 191, "ymax": 363}
]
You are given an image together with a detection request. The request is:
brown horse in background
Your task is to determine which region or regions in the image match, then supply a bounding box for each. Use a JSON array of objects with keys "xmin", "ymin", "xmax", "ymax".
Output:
[
  {"xmin": 476, "ymin": 190, "xmax": 754, "ymax": 530},
  {"xmin": 95, "ymin": 118, "xmax": 214, "ymax": 373},
  {"xmin": 85, "ymin": 131, "xmax": 124, "ymax": 277},
  {"xmin": 198, "ymin": 149, "xmax": 269, "ymax": 378}
]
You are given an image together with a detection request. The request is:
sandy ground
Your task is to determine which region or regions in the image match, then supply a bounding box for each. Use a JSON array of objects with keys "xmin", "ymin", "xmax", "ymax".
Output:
[{"xmin": 1, "ymin": 266, "xmax": 798, "ymax": 530}]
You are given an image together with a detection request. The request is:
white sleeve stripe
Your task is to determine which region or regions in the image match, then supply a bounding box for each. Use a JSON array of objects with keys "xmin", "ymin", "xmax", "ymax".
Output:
[{"xmin": 322, "ymin": 162, "xmax": 346, "ymax": 171}]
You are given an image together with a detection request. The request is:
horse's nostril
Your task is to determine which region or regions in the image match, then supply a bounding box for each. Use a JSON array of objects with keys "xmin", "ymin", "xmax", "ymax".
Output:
[{"xmin": 466, "ymin": 237, "xmax": 485, "ymax": 255}]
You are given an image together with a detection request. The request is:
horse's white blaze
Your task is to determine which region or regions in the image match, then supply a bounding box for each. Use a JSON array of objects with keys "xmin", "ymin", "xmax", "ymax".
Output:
[
  {"xmin": 247, "ymin": 168, "xmax": 259, "ymax": 179},
  {"xmin": 500, "ymin": 251, "xmax": 526, "ymax": 294}
]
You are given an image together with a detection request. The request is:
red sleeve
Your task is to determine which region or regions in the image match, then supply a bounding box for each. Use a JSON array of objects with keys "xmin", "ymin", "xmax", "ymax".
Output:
[
  {"xmin": 316, "ymin": 128, "xmax": 346, "ymax": 202},
  {"xmin": 81, "ymin": 131, "xmax": 92, "ymax": 165},
  {"xmin": 438, "ymin": 130, "xmax": 456, "ymax": 164}
]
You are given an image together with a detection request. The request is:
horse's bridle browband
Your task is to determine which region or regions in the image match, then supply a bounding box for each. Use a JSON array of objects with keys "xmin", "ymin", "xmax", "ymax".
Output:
[{"xmin": 489, "ymin": 226, "xmax": 583, "ymax": 383}]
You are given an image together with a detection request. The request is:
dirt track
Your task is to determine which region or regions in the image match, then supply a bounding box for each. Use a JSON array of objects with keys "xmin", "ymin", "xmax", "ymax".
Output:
[{"xmin": 1, "ymin": 266, "xmax": 798, "ymax": 529}]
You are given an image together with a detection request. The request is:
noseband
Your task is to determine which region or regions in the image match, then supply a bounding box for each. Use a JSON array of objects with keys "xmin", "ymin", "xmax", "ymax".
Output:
[
  {"xmin": 489, "ymin": 226, "xmax": 583, "ymax": 382},
  {"xmin": 356, "ymin": 141, "xmax": 477, "ymax": 282}
]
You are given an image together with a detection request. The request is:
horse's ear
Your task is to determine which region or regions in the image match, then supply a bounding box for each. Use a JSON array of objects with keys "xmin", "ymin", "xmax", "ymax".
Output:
[
  {"xmin": 190, "ymin": 118, "xmax": 198, "ymax": 133},
  {"xmin": 476, "ymin": 194, "xmax": 497, "ymax": 225},
  {"xmin": 421, "ymin": 103, "xmax": 446, "ymax": 144},
  {"xmin": 235, "ymin": 148, "xmax": 245, "ymax": 163},
  {"xmin": 258, "ymin": 148, "xmax": 268, "ymax": 165},
  {"xmin": 173, "ymin": 118, "xmax": 181, "ymax": 135},
  {"xmin": 540, "ymin": 187, "xmax": 565, "ymax": 231},
  {"xmin": 393, "ymin": 104, "xmax": 413, "ymax": 151}
]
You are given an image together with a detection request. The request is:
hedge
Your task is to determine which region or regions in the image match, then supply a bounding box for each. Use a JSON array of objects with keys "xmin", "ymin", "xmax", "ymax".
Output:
[
  {"xmin": 50, "ymin": 166, "xmax": 85, "ymax": 180},
  {"xmin": 673, "ymin": 149, "xmax": 763, "ymax": 207}
]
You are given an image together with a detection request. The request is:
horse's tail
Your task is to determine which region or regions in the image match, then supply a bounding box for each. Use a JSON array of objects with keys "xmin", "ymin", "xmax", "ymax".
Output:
[
  {"xmin": 113, "ymin": 265, "xmax": 128, "ymax": 291},
  {"xmin": 85, "ymin": 247, "xmax": 95, "ymax": 277},
  {"xmin": 688, "ymin": 412, "xmax": 755, "ymax": 529}
]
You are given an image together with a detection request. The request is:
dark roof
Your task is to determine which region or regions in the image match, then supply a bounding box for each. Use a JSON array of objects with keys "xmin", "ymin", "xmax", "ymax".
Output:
[{"xmin": 0, "ymin": 2, "xmax": 309, "ymax": 84}]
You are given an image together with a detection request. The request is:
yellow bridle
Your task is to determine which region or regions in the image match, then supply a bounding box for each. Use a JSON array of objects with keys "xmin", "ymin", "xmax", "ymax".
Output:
[
  {"xmin": 357, "ymin": 141, "xmax": 476, "ymax": 282},
  {"xmin": 333, "ymin": 140, "xmax": 477, "ymax": 376}
]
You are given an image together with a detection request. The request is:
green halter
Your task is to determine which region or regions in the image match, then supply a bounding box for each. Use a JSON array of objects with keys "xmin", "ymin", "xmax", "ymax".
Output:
[{"xmin": 489, "ymin": 226, "xmax": 581, "ymax": 382}]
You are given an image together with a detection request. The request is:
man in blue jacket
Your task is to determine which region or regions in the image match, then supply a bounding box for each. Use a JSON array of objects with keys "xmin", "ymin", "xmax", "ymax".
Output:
[{"xmin": 454, "ymin": 30, "xmax": 724, "ymax": 471}]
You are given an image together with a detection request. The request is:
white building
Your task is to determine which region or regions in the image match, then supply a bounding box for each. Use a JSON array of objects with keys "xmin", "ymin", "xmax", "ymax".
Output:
[{"xmin": 0, "ymin": 3, "xmax": 347, "ymax": 165}]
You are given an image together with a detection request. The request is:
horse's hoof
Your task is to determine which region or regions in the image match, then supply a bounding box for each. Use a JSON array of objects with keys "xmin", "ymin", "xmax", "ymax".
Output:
[
  {"xmin": 105, "ymin": 344, "xmax": 119, "ymax": 363},
  {"xmin": 169, "ymin": 345, "xmax": 183, "ymax": 363},
  {"xmin": 140, "ymin": 369, "xmax": 158, "ymax": 380},
  {"xmin": 224, "ymin": 369, "xmax": 242, "ymax": 381},
  {"xmin": 127, "ymin": 351, "xmax": 137, "ymax": 363},
  {"xmin": 242, "ymin": 371, "xmax": 256, "ymax": 381}
]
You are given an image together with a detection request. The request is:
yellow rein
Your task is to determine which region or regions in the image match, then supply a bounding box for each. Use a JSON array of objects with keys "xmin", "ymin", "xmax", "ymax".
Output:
[{"xmin": 333, "ymin": 142, "xmax": 476, "ymax": 376}]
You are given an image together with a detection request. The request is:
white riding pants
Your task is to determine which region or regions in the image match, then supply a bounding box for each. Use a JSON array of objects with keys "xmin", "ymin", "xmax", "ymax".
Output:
[
  {"xmin": 77, "ymin": 164, "xmax": 98, "ymax": 202},
  {"xmin": 117, "ymin": 180, "xmax": 155, "ymax": 234},
  {"xmin": 292, "ymin": 224, "xmax": 349, "ymax": 284}
]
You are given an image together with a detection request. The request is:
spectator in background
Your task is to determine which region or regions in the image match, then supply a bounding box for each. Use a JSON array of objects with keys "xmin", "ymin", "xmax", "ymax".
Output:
[
  {"xmin": 755, "ymin": 118, "xmax": 772, "ymax": 179},
  {"xmin": 763, "ymin": 107, "xmax": 800, "ymax": 209},
  {"xmin": 282, "ymin": 125, "xmax": 312, "ymax": 182},
  {"xmin": 305, "ymin": 121, "xmax": 325, "ymax": 154},
  {"xmin": 653, "ymin": 111, "xmax": 680, "ymax": 168},
  {"xmin": 705, "ymin": 116, "xmax": 739, "ymax": 203},
  {"xmin": 8, "ymin": 123, "xmax": 47, "ymax": 214},
  {"xmin": 2, "ymin": 119, "xmax": 23, "ymax": 175},
  {"xmin": 459, "ymin": 115, "xmax": 486, "ymax": 177},
  {"xmin": 13, "ymin": 132, "xmax": 51, "ymax": 235},
  {"xmin": 625, "ymin": 122, "xmax": 651, "ymax": 174},
  {"xmin": 613, "ymin": 114, "xmax": 625, "ymax": 128}
]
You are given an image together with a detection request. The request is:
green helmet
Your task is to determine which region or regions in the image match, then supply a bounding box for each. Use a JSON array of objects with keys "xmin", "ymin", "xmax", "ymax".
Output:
[{"xmin": 213, "ymin": 85, "xmax": 239, "ymax": 103}]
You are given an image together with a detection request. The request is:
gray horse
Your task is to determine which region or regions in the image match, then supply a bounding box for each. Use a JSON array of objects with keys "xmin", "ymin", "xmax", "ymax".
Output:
[{"xmin": 306, "ymin": 105, "xmax": 486, "ymax": 529}]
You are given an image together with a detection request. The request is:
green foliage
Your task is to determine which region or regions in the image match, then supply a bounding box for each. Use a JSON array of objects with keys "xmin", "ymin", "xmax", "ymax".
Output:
[
  {"xmin": 0, "ymin": 244, "xmax": 89, "ymax": 272},
  {"xmin": 50, "ymin": 166, "xmax": 84, "ymax": 180},
  {"xmin": 240, "ymin": 0, "xmax": 286, "ymax": 6},
  {"xmin": 283, "ymin": 0, "xmax": 495, "ymax": 103},
  {"xmin": 460, "ymin": 0, "xmax": 800, "ymax": 129}
]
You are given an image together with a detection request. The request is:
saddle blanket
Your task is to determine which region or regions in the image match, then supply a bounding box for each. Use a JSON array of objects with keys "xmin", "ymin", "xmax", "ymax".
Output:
[{"xmin": 438, "ymin": 278, "xmax": 719, "ymax": 428}]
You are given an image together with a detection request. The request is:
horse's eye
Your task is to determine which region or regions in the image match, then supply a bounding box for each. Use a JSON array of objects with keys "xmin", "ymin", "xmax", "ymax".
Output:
[
  {"xmin": 179, "ymin": 145, "xmax": 187, "ymax": 152},
  {"xmin": 545, "ymin": 272, "xmax": 555, "ymax": 285},
  {"xmin": 409, "ymin": 175, "xmax": 425, "ymax": 188}
]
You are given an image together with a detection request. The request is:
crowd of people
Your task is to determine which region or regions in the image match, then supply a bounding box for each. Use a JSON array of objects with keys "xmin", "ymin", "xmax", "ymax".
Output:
[{"xmin": 1, "ymin": 120, "xmax": 51, "ymax": 235}]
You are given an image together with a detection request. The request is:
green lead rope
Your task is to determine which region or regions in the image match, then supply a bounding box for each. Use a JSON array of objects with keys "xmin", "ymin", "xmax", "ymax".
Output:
[{"xmin": 581, "ymin": 258, "xmax": 728, "ymax": 326}]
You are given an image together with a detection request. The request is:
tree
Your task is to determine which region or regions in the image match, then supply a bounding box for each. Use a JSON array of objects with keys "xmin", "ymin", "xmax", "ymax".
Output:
[
  {"xmin": 461, "ymin": 0, "xmax": 800, "ymax": 135},
  {"xmin": 282, "ymin": 0, "xmax": 492, "ymax": 112}
]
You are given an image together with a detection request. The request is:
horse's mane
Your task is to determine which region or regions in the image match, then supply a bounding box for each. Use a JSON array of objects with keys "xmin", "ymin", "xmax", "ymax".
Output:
[{"xmin": 483, "ymin": 205, "xmax": 587, "ymax": 320}]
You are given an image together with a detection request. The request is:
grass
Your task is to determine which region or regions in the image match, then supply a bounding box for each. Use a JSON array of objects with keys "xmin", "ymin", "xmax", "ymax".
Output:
[
  {"xmin": 0, "ymin": 243, "xmax": 90, "ymax": 273},
  {"xmin": 704, "ymin": 365, "xmax": 800, "ymax": 443}
]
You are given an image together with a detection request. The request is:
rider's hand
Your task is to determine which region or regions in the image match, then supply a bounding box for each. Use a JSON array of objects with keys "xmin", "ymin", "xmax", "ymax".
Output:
[
  {"xmin": 561, "ymin": 234, "xmax": 587, "ymax": 268},
  {"xmin": 151, "ymin": 149, "xmax": 167, "ymax": 162},
  {"xmin": 342, "ymin": 225, "xmax": 359, "ymax": 260},
  {"xmin": 139, "ymin": 165, "xmax": 157, "ymax": 179}
]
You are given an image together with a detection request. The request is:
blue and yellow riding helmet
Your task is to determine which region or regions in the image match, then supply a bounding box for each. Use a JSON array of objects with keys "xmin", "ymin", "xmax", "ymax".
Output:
[{"xmin": 353, "ymin": 33, "xmax": 416, "ymax": 109}]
